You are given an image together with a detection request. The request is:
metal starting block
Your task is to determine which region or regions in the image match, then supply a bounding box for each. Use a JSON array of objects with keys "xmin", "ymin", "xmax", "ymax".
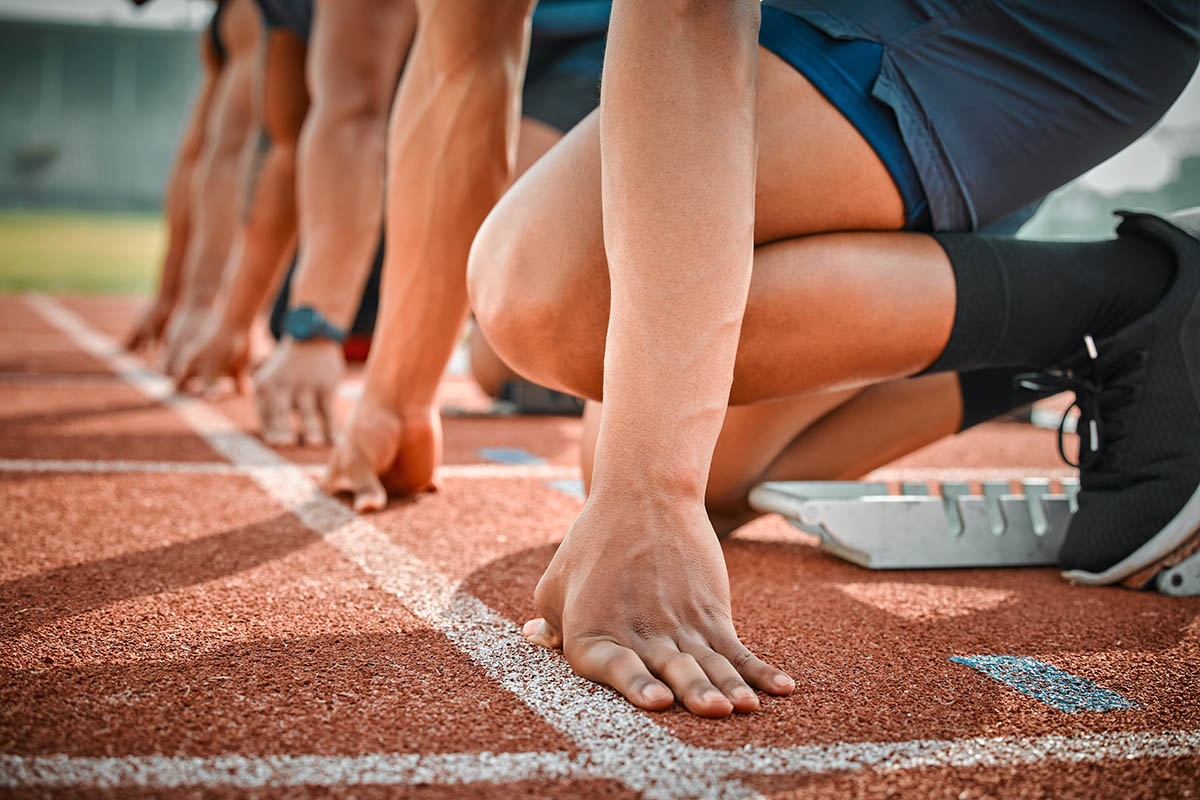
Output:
[
  {"xmin": 748, "ymin": 479, "xmax": 1200, "ymax": 595},
  {"xmin": 748, "ymin": 479, "xmax": 1076, "ymax": 570}
]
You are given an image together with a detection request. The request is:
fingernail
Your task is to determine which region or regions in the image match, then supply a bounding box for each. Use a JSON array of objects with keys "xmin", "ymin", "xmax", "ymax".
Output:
[
  {"xmin": 732, "ymin": 687, "xmax": 755, "ymax": 702},
  {"xmin": 773, "ymin": 675, "xmax": 794, "ymax": 692},
  {"xmin": 643, "ymin": 685, "xmax": 672, "ymax": 704},
  {"xmin": 703, "ymin": 690, "xmax": 729, "ymax": 705},
  {"xmin": 521, "ymin": 619, "xmax": 541, "ymax": 638}
]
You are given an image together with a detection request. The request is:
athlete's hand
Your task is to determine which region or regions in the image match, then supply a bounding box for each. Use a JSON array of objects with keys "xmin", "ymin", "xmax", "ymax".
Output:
[
  {"xmin": 172, "ymin": 316, "xmax": 251, "ymax": 395},
  {"xmin": 126, "ymin": 296, "xmax": 174, "ymax": 352},
  {"xmin": 252, "ymin": 337, "xmax": 343, "ymax": 446},
  {"xmin": 161, "ymin": 301, "xmax": 211, "ymax": 378},
  {"xmin": 523, "ymin": 494, "xmax": 795, "ymax": 717},
  {"xmin": 325, "ymin": 393, "xmax": 439, "ymax": 511}
]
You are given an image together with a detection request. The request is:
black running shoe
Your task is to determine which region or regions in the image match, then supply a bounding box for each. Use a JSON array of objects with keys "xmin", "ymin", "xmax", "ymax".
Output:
[{"xmin": 1022, "ymin": 209, "xmax": 1200, "ymax": 587}]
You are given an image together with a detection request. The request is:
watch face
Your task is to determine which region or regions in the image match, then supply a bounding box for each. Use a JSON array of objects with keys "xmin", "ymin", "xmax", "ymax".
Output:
[{"xmin": 286, "ymin": 307, "xmax": 317, "ymax": 340}]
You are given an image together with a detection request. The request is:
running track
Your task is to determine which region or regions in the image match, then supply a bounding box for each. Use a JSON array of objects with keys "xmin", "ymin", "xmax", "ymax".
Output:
[{"xmin": 2, "ymin": 294, "xmax": 1198, "ymax": 799}]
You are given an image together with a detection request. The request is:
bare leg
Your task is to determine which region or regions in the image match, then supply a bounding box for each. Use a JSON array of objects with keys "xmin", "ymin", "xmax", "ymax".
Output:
[
  {"xmin": 470, "ymin": 47, "xmax": 953, "ymax": 405},
  {"xmin": 468, "ymin": 117, "xmax": 565, "ymax": 397},
  {"xmin": 578, "ymin": 373, "xmax": 963, "ymax": 537}
]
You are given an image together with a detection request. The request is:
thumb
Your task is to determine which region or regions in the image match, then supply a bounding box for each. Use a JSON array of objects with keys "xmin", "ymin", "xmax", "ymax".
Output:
[{"xmin": 522, "ymin": 617, "xmax": 563, "ymax": 650}]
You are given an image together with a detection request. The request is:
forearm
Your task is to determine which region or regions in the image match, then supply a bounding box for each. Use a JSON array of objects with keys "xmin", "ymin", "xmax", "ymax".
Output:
[
  {"xmin": 288, "ymin": 0, "xmax": 416, "ymax": 331},
  {"xmin": 591, "ymin": 1, "xmax": 760, "ymax": 500},
  {"xmin": 177, "ymin": 54, "xmax": 258, "ymax": 309},
  {"xmin": 156, "ymin": 65, "xmax": 220, "ymax": 308},
  {"xmin": 156, "ymin": 153, "xmax": 196, "ymax": 308},
  {"xmin": 365, "ymin": 0, "xmax": 534, "ymax": 408},
  {"xmin": 219, "ymin": 139, "xmax": 300, "ymax": 329},
  {"xmin": 287, "ymin": 115, "xmax": 389, "ymax": 330}
]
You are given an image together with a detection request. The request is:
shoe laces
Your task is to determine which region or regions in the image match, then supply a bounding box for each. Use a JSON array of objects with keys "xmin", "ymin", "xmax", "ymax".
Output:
[{"xmin": 1015, "ymin": 335, "xmax": 1145, "ymax": 470}]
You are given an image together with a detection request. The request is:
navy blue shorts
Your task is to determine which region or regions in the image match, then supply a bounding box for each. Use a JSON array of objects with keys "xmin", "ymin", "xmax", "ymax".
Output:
[
  {"xmin": 760, "ymin": 0, "xmax": 1198, "ymax": 232},
  {"xmin": 523, "ymin": 2, "xmax": 608, "ymax": 133},
  {"xmin": 257, "ymin": 0, "xmax": 312, "ymax": 42}
]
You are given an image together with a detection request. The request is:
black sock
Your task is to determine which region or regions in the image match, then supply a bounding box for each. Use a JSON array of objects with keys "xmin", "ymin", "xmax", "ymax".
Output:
[
  {"xmin": 921, "ymin": 232, "xmax": 1176, "ymax": 376},
  {"xmin": 956, "ymin": 367, "xmax": 1054, "ymax": 431}
]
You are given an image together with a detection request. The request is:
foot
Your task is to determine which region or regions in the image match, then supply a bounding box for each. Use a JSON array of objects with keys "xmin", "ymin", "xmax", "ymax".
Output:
[
  {"xmin": 1035, "ymin": 209, "xmax": 1200, "ymax": 587},
  {"xmin": 324, "ymin": 394, "xmax": 440, "ymax": 511}
]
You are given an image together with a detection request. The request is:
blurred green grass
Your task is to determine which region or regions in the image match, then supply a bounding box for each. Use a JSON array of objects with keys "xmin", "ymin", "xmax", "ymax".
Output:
[{"xmin": 0, "ymin": 209, "xmax": 163, "ymax": 294}]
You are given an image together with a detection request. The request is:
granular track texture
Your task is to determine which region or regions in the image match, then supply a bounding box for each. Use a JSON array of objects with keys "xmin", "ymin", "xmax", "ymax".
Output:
[{"xmin": 1, "ymin": 295, "xmax": 1198, "ymax": 799}]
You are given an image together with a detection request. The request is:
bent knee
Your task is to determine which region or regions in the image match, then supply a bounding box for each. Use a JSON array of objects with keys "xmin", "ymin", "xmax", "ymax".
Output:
[{"xmin": 467, "ymin": 206, "xmax": 584, "ymax": 395}]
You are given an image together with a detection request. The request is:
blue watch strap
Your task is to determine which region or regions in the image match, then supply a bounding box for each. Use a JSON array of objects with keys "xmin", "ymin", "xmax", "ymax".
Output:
[{"xmin": 284, "ymin": 306, "xmax": 346, "ymax": 343}]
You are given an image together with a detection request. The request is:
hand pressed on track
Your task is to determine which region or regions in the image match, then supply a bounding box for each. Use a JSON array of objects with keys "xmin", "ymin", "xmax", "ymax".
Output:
[
  {"xmin": 324, "ymin": 392, "xmax": 439, "ymax": 511},
  {"xmin": 171, "ymin": 317, "xmax": 250, "ymax": 396},
  {"xmin": 126, "ymin": 297, "xmax": 173, "ymax": 352},
  {"xmin": 524, "ymin": 496, "xmax": 795, "ymax": 717},
  {"xmin": 160, "ymin": 302, "xmax": 210, "ymax": 378},
  {"xmin": 252, "ymin": 337, "xmax": 343, "ymax": 446}
]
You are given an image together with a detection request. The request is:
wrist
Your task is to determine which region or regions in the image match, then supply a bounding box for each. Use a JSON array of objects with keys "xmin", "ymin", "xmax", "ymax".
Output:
[
  {"xmin": 358, "ymin": 380, "xmax": 433, "ymax": 421},
  {"xmin": 283, "ymin": 305, "xmax": 346, "ymax": 344},
  {"xmin": 288, "ymin": 289, "xmax": 356, "ymax": 333},
  {"xmin": 587, "ymin": 469, "xmax": 708, "ymax": 508}
]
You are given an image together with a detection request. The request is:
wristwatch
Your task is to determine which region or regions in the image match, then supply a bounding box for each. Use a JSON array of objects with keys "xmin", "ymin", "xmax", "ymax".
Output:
[{"xmin": 283, "ymin": 306, "xmax": 346, "ymax": 343}]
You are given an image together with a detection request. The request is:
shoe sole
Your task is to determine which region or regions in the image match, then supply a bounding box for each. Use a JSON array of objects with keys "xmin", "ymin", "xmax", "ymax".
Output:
[{"xmin": 1063, "ymin": 467, "xmax": 1200, "ymax": 589}]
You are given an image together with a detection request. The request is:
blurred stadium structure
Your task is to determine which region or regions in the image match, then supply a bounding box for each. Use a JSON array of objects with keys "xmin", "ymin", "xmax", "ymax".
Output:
[
  {"xmin": 0, "ymin": 0, "xmax": 1196, "ymax": 234},
  {"xmin": 0, "ymin": 0, "xmax": 205, "ymax": 209}
]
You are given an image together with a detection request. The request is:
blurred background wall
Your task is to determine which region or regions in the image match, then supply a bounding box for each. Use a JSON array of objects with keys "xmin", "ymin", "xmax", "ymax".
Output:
[{"xmin": 0, "ymin": 1, "xmax": 205, "ymax": 210}]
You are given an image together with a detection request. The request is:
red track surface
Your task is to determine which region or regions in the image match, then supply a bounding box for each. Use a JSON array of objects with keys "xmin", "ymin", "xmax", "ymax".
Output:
[{"xmin": 2, "ymin": 294, "xmax": 1198, "ymax": 799}]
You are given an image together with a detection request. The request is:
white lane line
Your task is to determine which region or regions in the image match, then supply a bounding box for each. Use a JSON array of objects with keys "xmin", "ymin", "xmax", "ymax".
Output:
[
  {"xmin": 0, "ymin": 459, "xmax": 1077, "ymax": 485},
  {"xmin": 25, "ymin": 295, "xmax": 759, "ymax": 799},
  {"xmin": 0, "ymin": 458, "xmax": 579, "ymax": 481},
  {"xmin": 722, "ymin": 728, "xmax": 1200, "ymax": 776},
  {"xmin": 5, "ymin": 728, "xmax": 1198, "ymax": 790},
  {"xmin": 0, "ymin": 751, "xmax": 583, "ymax": 789},
  {"xmin": 0, "ymin": 458, "xmax": 243, "ymax": 474},
  {"xmin": 865, "ymin": 467, "xmax": 1079, "ymax": 483},
  {"xmin": 25, "ymin": 296, "xmax": 1200, "ymax": 797}
]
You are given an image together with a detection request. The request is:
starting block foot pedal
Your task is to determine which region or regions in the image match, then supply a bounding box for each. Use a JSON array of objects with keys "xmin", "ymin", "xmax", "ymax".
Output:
[
  {"xmin": 747, "ymin": 479, "xmax": 1200, "ymax": 596},
  {"xmin": 747, "ymin": 479, "xmax": 1076, "ymax": 571}
]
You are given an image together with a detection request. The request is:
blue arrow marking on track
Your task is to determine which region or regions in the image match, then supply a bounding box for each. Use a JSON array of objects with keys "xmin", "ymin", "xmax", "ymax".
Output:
[
  {"xmin": 477, "ymin": 447, "xmax": 546, "ymax": 465},
  {"xmin": 951, "ymin": 655, "xmax": 1135, "ymax": 713}
]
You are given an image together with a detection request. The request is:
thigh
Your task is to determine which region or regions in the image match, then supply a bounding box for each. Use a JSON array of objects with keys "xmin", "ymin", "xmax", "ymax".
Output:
[{"xmin": 479, "ymin": 45, "xmax": 907, "ymax": 371}]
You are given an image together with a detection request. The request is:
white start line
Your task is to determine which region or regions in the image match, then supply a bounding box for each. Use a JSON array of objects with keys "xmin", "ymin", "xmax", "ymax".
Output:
[
  {"xmin": 0, "ymin": 458, "xmax": 580, "ymax": 481},
  {"xmin": 10, "ymin": 294, "xmax": 1198, "ymax": 799}
]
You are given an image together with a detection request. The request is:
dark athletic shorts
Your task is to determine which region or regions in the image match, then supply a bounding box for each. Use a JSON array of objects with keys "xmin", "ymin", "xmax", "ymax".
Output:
[
  {"xmin": 760, "ymin": 0, "xmax": 1199, "ymax": 232},
  {"xmin": 524, "ymin": 1, "xmax": 608, "ymax": 132},
  {"xmin": 207, "ymin": 3, "xmax": 227, "ymax": 64},
  {"xmin": 257, "ymin": 0, "xmax": 312, "ymax": 41}
]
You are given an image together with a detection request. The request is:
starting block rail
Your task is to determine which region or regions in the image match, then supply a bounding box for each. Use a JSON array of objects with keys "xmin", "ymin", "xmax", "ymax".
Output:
[{"xmin": 748, "ymin": 479, "xmax": 1199, "ymax": 595}]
